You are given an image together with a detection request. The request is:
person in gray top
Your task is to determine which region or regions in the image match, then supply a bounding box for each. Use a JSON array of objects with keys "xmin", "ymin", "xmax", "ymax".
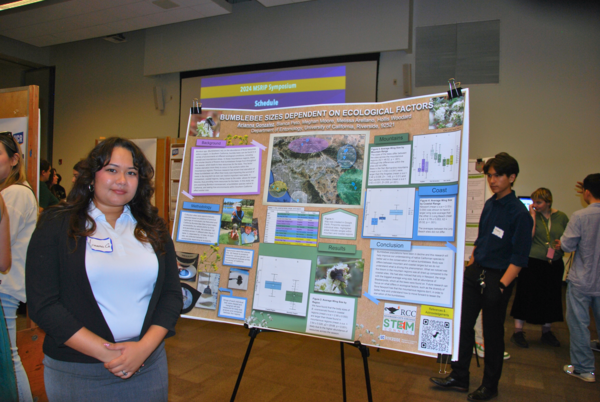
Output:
[{"xmin": 560, "ymin": 173, "xmax": 600, "ymax": 383}]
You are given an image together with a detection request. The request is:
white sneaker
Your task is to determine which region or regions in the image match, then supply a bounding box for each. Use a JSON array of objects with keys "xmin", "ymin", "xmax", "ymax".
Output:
[{"xmin": 563, "ymin": 365, "xmax": 596, "ymax": 382}]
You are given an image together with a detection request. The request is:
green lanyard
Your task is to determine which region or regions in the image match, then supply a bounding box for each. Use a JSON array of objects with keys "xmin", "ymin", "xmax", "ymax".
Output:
[{"xmin": 539, "ymin": 214, "xmax": 552, "ymax": 245}]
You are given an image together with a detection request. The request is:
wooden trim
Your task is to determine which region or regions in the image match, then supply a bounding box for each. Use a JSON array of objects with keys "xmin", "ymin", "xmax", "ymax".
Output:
[
  {"xmin": 26, "ymin": 85, "xmax": 39, "ymax": 196},
  {"xmin": 155, "ymin": 138, "xmax": 166, "ymax": 220}
]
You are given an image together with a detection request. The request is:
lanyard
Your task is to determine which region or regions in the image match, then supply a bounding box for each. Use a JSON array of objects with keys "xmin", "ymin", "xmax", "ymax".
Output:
[{"xmin": 539, "ymin": 213, "xmax": 552, "ymax": 244}]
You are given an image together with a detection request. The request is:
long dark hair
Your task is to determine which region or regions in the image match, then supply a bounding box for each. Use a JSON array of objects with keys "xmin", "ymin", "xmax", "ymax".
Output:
[{"xmin": 42, "ymin": 137, "xmax": 168, "ymax": 253}]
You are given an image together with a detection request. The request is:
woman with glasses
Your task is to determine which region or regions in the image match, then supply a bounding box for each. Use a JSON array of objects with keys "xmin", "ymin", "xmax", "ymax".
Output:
[{"xmin": 0, "ymin": 131, "xmax": 37, "ymax": 402}]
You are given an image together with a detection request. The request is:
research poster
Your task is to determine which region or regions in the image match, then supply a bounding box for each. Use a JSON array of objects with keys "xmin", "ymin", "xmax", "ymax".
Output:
[{"xmin": 173, "ymin": 92, "xmax": 469, "ymax": 358}]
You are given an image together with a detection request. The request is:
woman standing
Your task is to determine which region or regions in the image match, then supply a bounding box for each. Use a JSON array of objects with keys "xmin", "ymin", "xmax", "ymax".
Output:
[
  {"xmin": 0, "ymin": 131, "xmax": 37, "ymax": 402},
  {"xmin": 39, "ymin": 160, "xmax": 59, "ymax": 210},
  {"xmin": 45, "ymin": 168, "xmax": 66, "ymax": 201},
  {"xmin": 26, "ymin": 138, "xmax": 182, "ymax": 402},
  {"xmin": 510, "ymin": 188, "xmax": 569, "ymax": 348},
  {"xmin": 52, "ymin": 173, "xmax": 67, "ymax": 201}
]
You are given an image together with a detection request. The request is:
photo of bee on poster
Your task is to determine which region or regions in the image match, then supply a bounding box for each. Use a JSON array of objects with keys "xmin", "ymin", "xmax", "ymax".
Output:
[
  {"xmin": 228, "ymin": 268, "xmax": 250, "ymax": 291},
  {"xmin": 314, "ymin": 255, "xmax": 364, "ymax": 297}
]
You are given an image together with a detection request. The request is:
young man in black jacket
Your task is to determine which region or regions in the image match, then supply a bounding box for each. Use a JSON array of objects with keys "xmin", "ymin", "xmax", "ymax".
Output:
[{"xmin": 430, "ymin": 152, "xmax": 533, "ymax": 401}]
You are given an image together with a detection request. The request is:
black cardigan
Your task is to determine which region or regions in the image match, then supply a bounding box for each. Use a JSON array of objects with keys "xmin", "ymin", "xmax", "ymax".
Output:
[{"xmin": 26, "ymin": 211, "xmax": 183, "ymax": 363}]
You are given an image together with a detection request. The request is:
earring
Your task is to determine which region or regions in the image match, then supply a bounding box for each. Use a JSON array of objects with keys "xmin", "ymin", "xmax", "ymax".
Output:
[{"xmin": 89, "ymin": 184, "xmax": 94, "ymax": 192}]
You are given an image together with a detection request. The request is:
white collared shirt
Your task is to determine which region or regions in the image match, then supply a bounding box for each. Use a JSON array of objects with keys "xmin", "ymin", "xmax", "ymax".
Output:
[{"xmin": 85, "ymin": 203, "xmax": 158, "ymax": 342}]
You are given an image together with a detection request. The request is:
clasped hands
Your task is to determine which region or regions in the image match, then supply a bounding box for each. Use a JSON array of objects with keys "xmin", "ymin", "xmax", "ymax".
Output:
[{"xmin": 102, "ymin": 341, "xmax": 149, "ymax": 380}]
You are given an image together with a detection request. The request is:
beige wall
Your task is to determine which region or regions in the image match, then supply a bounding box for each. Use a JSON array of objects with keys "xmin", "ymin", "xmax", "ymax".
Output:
[
  {"xmin": 380, "ymin": 0, "xmax": 600, "ymax": 216},
  {"xmin": 51, "ymin": 30, "xmax": 180, "ymax": 186},
  {"xmin": 47, "ymin": 0, "xmax": 599, "ymax": 216},
  {"xmin": 143, "ymin": 0, "xmax": 411, "ymax": 75}
]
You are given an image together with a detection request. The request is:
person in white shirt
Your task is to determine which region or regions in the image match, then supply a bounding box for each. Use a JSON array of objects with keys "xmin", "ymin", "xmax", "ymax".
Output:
[
  {"xmin": 26, "ymin": 137, "xmax": 182, "ymax": 402},
  {"xmin": 0, "ymin": 131, "xmax": 36, "ymax": 402}
]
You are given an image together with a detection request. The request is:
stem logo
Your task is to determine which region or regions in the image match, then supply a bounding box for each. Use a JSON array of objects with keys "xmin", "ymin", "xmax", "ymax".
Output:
[{"xmin": 383, "ymin": 303, "xmax": 417, "ymax": 335}]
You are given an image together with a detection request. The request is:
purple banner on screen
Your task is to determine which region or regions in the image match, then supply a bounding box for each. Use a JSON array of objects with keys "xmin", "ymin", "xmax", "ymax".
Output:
[
  {"xmin": 202, "ymin": 90, "xmax": 346, "ymax": 110},
  {"xmin": 202, "ymin": 66, "xmax": 345, "ymax": 87}
]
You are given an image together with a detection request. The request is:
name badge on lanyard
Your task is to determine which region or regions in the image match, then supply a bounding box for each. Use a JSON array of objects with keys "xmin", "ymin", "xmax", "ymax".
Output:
[{"xmin": 88, "ymin": 237, "xmax": 113, "ymax": 253}]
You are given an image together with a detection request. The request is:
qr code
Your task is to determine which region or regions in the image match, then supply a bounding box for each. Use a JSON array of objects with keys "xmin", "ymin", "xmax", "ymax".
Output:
[{"xmin": 418, "ymin": 316, "xmax": 452, "ymax": 354}]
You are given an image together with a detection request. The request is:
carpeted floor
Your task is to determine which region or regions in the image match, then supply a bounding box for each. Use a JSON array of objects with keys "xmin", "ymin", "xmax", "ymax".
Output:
[{"xmin": 165, "ymin": 287, "xmax": 600, "ymax": 401}]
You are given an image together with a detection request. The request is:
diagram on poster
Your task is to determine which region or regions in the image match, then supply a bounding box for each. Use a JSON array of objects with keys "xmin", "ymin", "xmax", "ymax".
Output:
[
  {"xmin": 362, "ymin": 188, "xmax": 415, "ymax": 238},
  {"xmin": 253, "ymin": 256, "xmax": 312, "ymax": 317},
  {"xmin": 264, "ymin": 132, "xmax": 367, "ymax": 207},
  {"xmin": 411, "ymin": 131, "xmax": 461, "ymax": 184}
]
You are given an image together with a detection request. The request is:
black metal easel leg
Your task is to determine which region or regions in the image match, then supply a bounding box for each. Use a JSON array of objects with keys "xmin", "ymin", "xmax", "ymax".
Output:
[
  {"xmin": 340, "ymin": 342, "xmax": 347, "ymax": 402},
  {"xmin": 351, "ymin": 342, "xmax": 373, "ymax": 402},
  {"xmin": 231, "ymin": 327, "xmax": 262, "ymax": 402}
]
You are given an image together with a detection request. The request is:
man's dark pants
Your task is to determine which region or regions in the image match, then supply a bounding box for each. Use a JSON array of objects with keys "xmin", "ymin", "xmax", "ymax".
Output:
[{"xmin": 450, "ymin": 262, "xmax": 514, "ymax": 391}]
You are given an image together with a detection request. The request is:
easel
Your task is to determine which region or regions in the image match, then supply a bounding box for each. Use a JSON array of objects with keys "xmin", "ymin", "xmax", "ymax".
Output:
[
  {"xmin": 230, "ymin": 325, "xmax": 374, "ymax": 402},
  {"xmin": 340, "ymin": 341, "xmax": 373, "ymax": 402}
]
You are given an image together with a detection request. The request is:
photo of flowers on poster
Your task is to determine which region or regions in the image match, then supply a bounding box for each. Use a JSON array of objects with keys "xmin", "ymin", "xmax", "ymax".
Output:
[
  {"xmin": 314, "ymin": 255, "xmax": 364, "ymax": 297},
  {"xmin": 187, "ymin": 110, "xmax": 222, "ymax": 138},
  {"xmin": 429, "ymin": 96, "xmax": 464, "ymax": 129}
]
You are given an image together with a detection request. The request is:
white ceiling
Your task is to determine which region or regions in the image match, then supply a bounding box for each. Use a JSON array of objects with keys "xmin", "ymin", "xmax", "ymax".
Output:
[{"xmin": 0, "ymin": 0, "xmax": 313, "ymax": 47}]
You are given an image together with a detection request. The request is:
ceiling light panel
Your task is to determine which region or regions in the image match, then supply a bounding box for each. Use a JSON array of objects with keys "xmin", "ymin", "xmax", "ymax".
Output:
[
  {"xmin": 256, "ymin": 0, "xmax": 313, "ymax": 6},
  {"xmin": 0, "ymin": 0, "xmax": 235, "ymax": 47},
  {"xmin": 0, "ymin": 0, "xmax": 45, "ymax": 12}
]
